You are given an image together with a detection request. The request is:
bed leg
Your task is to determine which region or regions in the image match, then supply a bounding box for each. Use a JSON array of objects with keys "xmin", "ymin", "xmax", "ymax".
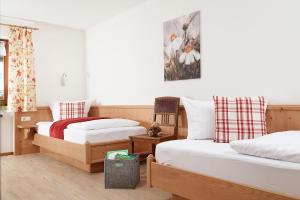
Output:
[{"xmin": 147, "ymin": 154, "xmax": 154, "ymax": 187}]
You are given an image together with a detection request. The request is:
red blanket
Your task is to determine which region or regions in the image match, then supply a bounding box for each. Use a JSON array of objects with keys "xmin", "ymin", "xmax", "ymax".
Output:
[{"xmin": 50, "ymin": 117, "xmax": 107, "ymax": 139}]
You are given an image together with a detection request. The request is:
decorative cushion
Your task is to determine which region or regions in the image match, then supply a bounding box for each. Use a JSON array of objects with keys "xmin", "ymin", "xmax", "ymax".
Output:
[
  {"xmin": 59, "ymin": 101, "xmax": 86, "ymax": 120},
  {"xmin": 181, "ymin": 97, "xmax": 215, "ymax": 139},
  {"xmin": 50, "ymin": 100, "xmax": 91, "ymax": 121},
  {"xmin": 213, "ymin": 96, "xmax": 267, "ymax": 143}
]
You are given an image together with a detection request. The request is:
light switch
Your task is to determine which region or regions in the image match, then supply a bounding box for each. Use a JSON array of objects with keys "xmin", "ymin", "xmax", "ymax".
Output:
[{"xmin": 21, "ymin": 116, "xmax": 31, "ymax": 122}]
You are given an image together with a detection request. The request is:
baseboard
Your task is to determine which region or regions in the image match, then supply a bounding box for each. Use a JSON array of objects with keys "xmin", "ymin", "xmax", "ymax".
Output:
[{"xmin": 0, "ymin": 152, "xmax": 13, "ymax": 156}]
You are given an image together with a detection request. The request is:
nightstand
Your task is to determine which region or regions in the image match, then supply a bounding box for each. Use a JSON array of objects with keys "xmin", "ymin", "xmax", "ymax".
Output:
[
  {"xmin": 129, "ymin": 134, "xmax": 176, "ymax": 156},
  {"xmin": 17, "ymin": 124, "xmax": 37, "ymax": 139}
]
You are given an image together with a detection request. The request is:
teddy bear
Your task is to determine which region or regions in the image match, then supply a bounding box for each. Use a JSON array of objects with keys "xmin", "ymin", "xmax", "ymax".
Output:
[{"xmin": 147, "ymin": 122, "xmax": 162, "ymax": 137}]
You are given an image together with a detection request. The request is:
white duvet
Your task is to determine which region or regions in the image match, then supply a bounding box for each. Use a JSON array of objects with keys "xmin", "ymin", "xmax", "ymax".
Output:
[
  {"xmin": 230, "ymin": 131, "xmax": 300, "ymax": 163},
  {"xmin": 66, "ymin": 118, "xmax": 140, "ymax": 130}
]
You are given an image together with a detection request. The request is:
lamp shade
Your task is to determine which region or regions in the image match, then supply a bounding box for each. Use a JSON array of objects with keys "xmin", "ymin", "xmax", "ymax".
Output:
[{"xmin": 0, "ymin": 42, "xmax": 6, "ymax": 57}]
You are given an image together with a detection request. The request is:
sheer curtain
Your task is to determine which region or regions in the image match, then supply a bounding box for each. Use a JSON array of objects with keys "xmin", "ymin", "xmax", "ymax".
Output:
[{"xmin": 8, "ymin": 27, "xmax": 37, "ymax": 112}]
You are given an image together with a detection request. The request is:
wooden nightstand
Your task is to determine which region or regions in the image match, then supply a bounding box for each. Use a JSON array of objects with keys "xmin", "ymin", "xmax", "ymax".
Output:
[
  {"xmin": 17, "ymin": 124, "xmax": 37, "ymax": 139},
  {"xmin": 129, "ymin": 134, "xmax": 176, "ymax": 156}
]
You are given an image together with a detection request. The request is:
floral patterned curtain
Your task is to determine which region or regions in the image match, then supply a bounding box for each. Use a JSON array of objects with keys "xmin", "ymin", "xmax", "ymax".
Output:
[{"xmin": 8, "ymin": 27, "xmax": 37, "ymax": 112}]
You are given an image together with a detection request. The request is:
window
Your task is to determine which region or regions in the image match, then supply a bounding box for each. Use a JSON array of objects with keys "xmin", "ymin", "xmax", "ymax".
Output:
[{"xmin": 0, "ymin": 39, "xmax": 8, "ymax": 106}]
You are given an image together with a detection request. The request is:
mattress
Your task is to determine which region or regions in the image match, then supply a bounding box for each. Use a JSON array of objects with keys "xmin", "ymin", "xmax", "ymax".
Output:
[
  {"xmin": 156, "ymin": 139, "xmax": 300, "ymax": 198},
  {"xmin": 37, "ymin": 121, "xmax": 53, "ymax": 136},
  {"xmin": 37, "ymin": 122, "xmax": 146, "ymax": 144}
]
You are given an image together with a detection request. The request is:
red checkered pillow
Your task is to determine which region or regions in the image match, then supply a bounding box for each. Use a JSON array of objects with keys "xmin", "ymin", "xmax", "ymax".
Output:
[
  {"xmin": 59, "ymin": 101, "xmax": 86, "ymax": 120},
  {"xmin": 213, "ymin": 96, "xmax": 267, "ymax": 143}
]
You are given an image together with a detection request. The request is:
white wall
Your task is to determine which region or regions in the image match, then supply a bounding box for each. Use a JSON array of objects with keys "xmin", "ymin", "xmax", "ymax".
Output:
[
  {"xmin": 1, "ymin": 22, "xmax": 86, "ymax": 105},
  {"xmin": 0, "ymin": 22, "xmax": 86, "ymax": 153},
  {"xmin": 86, "ymin": 0, "xmax": 300, "ymax": 105},
  {"xmin": 34, "ymin": 23, "xmax": 86, "ymax": 105}
]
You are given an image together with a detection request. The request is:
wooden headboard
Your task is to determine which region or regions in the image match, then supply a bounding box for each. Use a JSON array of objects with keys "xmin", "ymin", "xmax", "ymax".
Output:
[
  {"xmin": 14, "ymin": 105, "xmax": 300, "ymax": 154},
  {"xmin": 265, "ymin": 105, "xmax": 300, "ymax": 133},
  {"xmin": 88, "ymin": 105, "xmax": 300, "ymax": 137}
]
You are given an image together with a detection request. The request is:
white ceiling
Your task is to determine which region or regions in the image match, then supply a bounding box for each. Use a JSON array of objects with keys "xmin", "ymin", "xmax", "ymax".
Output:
[{"xmin": 0, "ymin": 0, "xmax": 147, "ymax": 30}]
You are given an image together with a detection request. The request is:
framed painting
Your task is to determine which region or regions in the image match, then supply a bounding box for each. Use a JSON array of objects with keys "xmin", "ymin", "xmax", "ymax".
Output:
[{"xmin": 164, "ymin": 11, "xmax": 201, "ymax": 81}]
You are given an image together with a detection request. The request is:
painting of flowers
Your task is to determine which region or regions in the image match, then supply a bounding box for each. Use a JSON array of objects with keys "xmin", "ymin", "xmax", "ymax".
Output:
[{"xmin": 164, "ymin": 11, "xmax": 200, "ymax": 81}]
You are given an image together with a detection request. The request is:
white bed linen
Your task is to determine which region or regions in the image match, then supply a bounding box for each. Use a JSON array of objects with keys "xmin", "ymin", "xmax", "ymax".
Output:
[
  {"xmin": 36, "ymin": 121, "xmax": 146, "ymax": 144},
  {"xmin": 230, "ymin": 131, "xmax": 300, "ymax": 163},
  {"xmin": 156, "ymin": 139, "xmax": 300, "ymax": 198},
  {"xmin": 63, "ymin": 126, "xmax": 146, "ymax": 144},
  {"xmin": 66, "ymin": 118, "xmax": 140, "ymax": 130}
]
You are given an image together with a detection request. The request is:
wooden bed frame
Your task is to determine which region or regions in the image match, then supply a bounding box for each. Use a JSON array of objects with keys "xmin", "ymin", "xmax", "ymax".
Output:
[
  {"xmin": 32, "ymin": 135, "xmax": 132, "ymax": 172},
  {"xmin": 14, "ymin": 105, "xmax": 188, "ymax": 157},
  {"xmin": 14, "ymin": 106, "xmax": 153, "ymax": 172},
  {"xmin": 146, "ymin": 105, "xmax": 300, "ymax": 200}
]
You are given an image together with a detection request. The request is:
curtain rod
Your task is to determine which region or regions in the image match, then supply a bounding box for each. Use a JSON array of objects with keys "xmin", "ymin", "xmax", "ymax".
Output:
[{"xmin": 0, "ymin": 22, "xmax": 39, "ymax": 30}]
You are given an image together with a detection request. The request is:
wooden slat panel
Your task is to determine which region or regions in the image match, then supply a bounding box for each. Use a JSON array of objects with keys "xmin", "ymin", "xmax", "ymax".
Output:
[
  {"xmin": 91, "ymin": 105, "xmax": 300, "ymax": 138},
  {"xmin": 89, "ymin": 105, "xmax": 188, "ymax": 138},
  {"xmin": 266, "ymin": 109, "xmax": 289, "ymax": 133},
  {"xmin": 89, "ymin": 105, "xmax": 154, "ymax": 128},
  {"xmin": 266, "ymin": 105, "xmax": 300, "ymax": 133},
  {"xmin": 288, "ymin": 111, "xmax": 300, "ymax": 130}
]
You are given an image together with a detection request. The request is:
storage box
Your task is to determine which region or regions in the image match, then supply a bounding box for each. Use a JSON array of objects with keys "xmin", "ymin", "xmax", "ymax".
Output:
[{"xmin": 104, "ymin": 154, "xmax": 140, "ymax": 189}]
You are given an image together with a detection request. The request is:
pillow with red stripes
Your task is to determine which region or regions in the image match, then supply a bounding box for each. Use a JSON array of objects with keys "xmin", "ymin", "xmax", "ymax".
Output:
[
  {"xmin": 50, "ymin": 100, "xmax": 90, "ymax": 121},
  {"xmin": 213, "ymin": 96, "xmax": 267, "ymax": 143},
  {"xmin": 59, "ymin": 101, "xmax": 86, "ymax": 120}
]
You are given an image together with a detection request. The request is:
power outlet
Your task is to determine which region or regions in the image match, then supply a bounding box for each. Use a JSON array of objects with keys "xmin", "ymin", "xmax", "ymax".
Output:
[{"xmin": 21, "ymin": 116, "xmax": 31, "ymax": 122}]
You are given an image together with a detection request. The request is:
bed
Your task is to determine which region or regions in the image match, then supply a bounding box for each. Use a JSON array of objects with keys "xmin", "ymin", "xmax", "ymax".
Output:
[
  {"xmin": 147, "ymin": 105, "xmax": 300, "ymax": 200},
  {"xmin": 32, "ymin": 119, "xmax": 146, "ymax": 173},
  {"xmin": 36, "ymin": 121, "xmax": 146, "ymax": 144},
  {"xmin": 14, "ymin": 106, "xmax": 155, "ymax": 173}
]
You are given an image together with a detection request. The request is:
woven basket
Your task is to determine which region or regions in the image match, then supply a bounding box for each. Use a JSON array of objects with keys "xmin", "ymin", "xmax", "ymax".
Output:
[{"xmin": 104, "ymin": 154, "xmax": 140, "ymax": 189}]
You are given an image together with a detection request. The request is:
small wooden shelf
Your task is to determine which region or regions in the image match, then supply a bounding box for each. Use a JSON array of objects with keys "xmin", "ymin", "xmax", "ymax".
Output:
[
  {"xmin": 17, "ymin": 125, "xmax": 37, "ymax": 129},
  {"xmin": 17, "ymin": 124, "xmax": 37, "ymax": 139}
]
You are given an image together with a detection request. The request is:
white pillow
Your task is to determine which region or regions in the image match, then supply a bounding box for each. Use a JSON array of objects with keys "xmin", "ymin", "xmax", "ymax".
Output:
[
  {"xmin": 50, "ymin": 100, "xmax": 91, "ymax": 121},
  {"xmin": 67, "ymin": 118, "xmax": 140, "ymax": 130},
  {"xmin": 181, "ymin": 97, "xmax": 215, "ymax": 139},
  {"xmin": 230, "ymin": 131, "xmax": 300, "ymax": 163}
]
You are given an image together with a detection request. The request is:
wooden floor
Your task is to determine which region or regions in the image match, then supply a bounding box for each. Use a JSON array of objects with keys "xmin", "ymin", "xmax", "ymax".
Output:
[{"xmin": 1, "ymin": 153, "xmax": 171, "ymax": 200}]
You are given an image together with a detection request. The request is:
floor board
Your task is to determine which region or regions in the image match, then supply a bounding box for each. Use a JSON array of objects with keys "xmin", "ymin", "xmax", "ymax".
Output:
[{"xmin": 1, "ymin": 153, "xmax": 171, "ymax": 200}]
